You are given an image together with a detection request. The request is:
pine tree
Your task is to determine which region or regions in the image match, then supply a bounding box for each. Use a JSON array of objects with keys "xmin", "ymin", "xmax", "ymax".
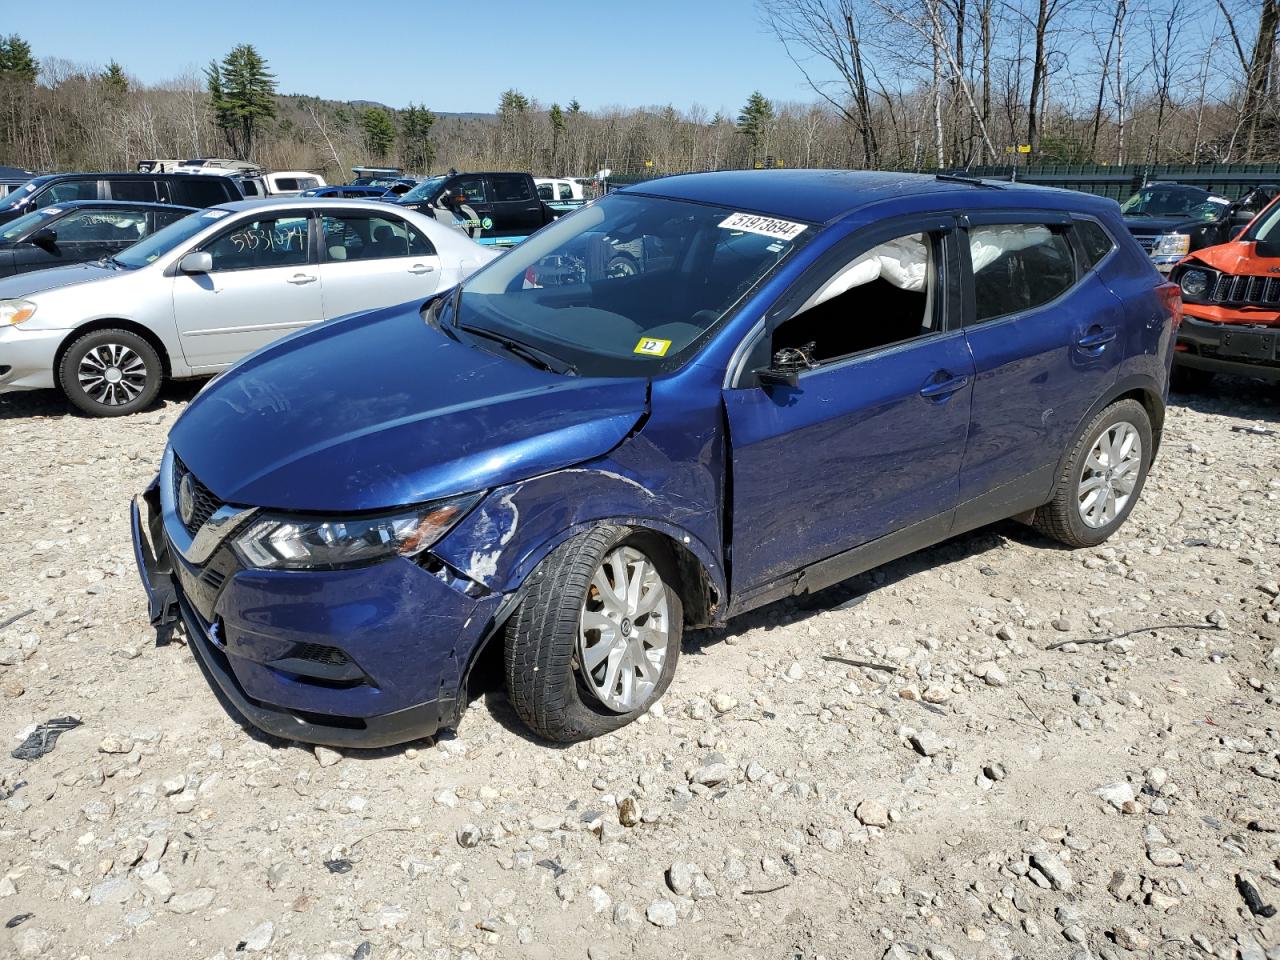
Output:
[
  {"xmin": 737, "ymin": 91, "xmax": 775, "ymax": 166},
  {"xmin": 568, "ymin": 99, "xmax": 581, "ymax": 115},
  {"xmin": 205, "ymin": 44, "xmax": 277, "ymax": 160},
  {"xmin": 0, "ymin": 35, "xmax": 37, "ymax": 84},
  {"xmin": 102, "ymin": 61, "xmax": 128, "ymax": 101},
  {"xmin": 400, "ymin": 103, "xmax": 436, "ymax": 173},
  {"xmin": 549, "ymin": 103, "xmax": 565, "ymax": 172},
  {"xmin": 361, "ymin": 107, "xmax": 397, "ymax": 162}
]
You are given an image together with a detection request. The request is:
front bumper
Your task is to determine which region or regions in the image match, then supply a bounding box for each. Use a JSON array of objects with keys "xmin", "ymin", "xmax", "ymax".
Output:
[
  {"xmin": 1175, "ymin": 313, "xmax": 1280, "ymax": 381},
  {"xmin": 130, "ymin": 477, "xmax": 505, "ymax": 747},
  {"xmin": 0, "ymin": 324, "xmax": 64, "ymax": 393}
]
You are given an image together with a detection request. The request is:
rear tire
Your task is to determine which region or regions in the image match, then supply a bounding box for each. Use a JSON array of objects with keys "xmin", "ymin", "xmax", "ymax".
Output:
[
  {"xmin": 504, "ymin": 525, "xmax": 682, "ymax": 743},
  {"xmin": 1170, "ymin": 365, "xmax": 1214, "ymax": 393},
  {"xmin": 1033, "ymin": 399, "xmax": 1153, "ymax": 548},
  {"xmin": 58, "ymin": 328, "xmax": 162, "ymax": 417}
]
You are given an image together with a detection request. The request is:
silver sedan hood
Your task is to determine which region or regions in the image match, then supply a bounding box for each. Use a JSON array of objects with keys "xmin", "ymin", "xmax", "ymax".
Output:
[{"xmin": 0, "ymin": 261, "xmax": 119, "ymax": 298}]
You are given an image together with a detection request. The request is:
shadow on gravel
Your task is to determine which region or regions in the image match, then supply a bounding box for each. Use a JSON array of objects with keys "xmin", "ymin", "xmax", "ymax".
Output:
[
  {"xmin": 0, "ymin": 379, "xmax": 203, "ymax": 420},
  {"xmin": 1168, "ymin": 374, "xmax": 1279, "ymax": 423}
]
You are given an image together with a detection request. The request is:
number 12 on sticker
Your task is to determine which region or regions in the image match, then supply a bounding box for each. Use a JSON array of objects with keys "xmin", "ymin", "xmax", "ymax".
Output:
[{"xmin": 635, "ymin": 338, "xmax": 672, "ymax": 356}]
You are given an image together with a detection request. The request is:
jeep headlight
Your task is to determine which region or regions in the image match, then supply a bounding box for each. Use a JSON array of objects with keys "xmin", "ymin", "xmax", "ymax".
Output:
[
  {"xmin": 1153, "ymin": 234, "xmax": 1191, "ymax": 258},
  {"xmin": 1179, "ymin": 268, "xmax": 1211, "ymax": 299},
  {"xmin": 0, "ymin": 299, "xmax": 37, "ymax": 326},
  {"xmin": 232, "ymin": 493, "xmax": 481, "ymax": 570}
]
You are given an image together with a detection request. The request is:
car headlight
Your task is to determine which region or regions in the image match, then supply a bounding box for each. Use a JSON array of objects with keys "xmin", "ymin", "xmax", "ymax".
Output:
[
  {"xmin": 232, "ymin": 493, "xmax": 481, "ymax": 570},
  {"xmin": 0, "ymin": 299, "xmax": 37, "ymax": 326},
  {"xmin": 1179, "ymin": 268, "xmax": 1211, "ymax": 299},
  {"xmin": 1153, "ymin": 234, "xmax": 1191, "ymax": 258}
]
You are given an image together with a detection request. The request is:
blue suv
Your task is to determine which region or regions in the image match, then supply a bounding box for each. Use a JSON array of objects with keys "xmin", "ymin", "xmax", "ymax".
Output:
[{"xmin": 131, "ymin": 171, "xmax": 1180, "ymax": 747}]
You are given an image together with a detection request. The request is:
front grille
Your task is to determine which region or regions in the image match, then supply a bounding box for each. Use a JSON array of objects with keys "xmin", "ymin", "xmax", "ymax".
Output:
[
  {"xmin": 1205, "ymin": 271, "xmax": 1280, "ymax": 307},
  {"xmin": 172, "ymin": 454, "xmax": 224, "ymax": 536}
]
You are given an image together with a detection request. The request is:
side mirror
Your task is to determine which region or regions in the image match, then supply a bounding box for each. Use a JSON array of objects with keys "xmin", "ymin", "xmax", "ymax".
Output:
[
  {"xmin": 179, "ymin": 251, "xmax": 213, "ymax": 273},
  {"xmin": 754, "ymin": 344, "xmax": 816, "ymax": 389},
  {"xmin": 29, "ymin": 227, "xmax": 56, "ymax": 250}
]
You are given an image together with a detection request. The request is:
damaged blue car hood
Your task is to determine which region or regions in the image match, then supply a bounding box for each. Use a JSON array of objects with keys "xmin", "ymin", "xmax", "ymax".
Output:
[{"xmin": 169, "ymin": 304, "xmax": 649, "ymax": 512}]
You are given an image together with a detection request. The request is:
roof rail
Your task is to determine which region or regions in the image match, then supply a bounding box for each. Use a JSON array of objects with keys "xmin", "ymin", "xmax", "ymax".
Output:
[{"xmin": 935, "ymin": 172, "xmax": 1004, "ymax": 189}]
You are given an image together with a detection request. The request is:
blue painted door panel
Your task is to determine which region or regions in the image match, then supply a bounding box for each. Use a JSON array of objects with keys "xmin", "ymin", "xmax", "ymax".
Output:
[
  {"xmin": 723, "ymin": 329, "xmax": 975, "ymax": 593},
  {"xmin": 960, "ymin": 271, "xmax": 1124, "ymax": 503}
]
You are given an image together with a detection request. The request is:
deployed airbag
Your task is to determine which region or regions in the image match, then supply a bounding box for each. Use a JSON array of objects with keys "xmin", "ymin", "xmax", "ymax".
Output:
[{"xmin": 811, "ymin": 234, "xmax": 928, "ymax": 307}]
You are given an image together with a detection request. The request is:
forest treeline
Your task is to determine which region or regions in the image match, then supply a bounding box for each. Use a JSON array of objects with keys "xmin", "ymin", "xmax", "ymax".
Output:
[{"xmin": 0, "ymin": 0, "xmax": 1276, "ymax": 180}]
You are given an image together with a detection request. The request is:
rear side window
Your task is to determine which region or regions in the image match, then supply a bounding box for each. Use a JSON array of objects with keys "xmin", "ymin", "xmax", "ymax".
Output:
[
  {"xmin": 488, "ymin": 175, "xmax": 532, "ymax": 202},
  {"xmin": 170, "ymin": 178, "xmax": 235, "ymax": 208},
  {"xmin": 320, "ymin": 213, "xmax": 436, "ymax": 260},
  {"xmin": 969, "ymin": 224, "xmax": 1076, "ymax": 323},
  {"xmin": 1074, "ymin": 220, "xmax": 1115, "ymax": 268},
  {"xmin": 106, "ymin": 179, "xmax": 158, "ymax": 202},
  {"xmin": 537, "ymin": 183, "xmax": 553, "ymax": 200}
]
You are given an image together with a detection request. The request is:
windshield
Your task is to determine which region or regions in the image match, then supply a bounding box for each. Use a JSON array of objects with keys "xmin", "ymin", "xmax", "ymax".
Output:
[
  {"xmin": 0, "ymin": 206, "xmax": 58, "ymax": 241},
  {"xmin": 1242, "ymin": 196, "xmax": 1280, "ymax": 243},
  {"xmin": 1120, "ymin": 186, "xmax": 1228, "ymax": 222},
  {"xmin": 446, "ymin": 193, "xmax": 812, "ymax": 377},
  {"xmin": 400, "ymin": 175, "xmax": 448, "ymax": 203},
  {"xmin": 0, "ymin": 178, "xmax": 44, "ymax": 210},
  {"xmin": 113, "ymin": 209, "xmax": 224, "ymax": 268}
]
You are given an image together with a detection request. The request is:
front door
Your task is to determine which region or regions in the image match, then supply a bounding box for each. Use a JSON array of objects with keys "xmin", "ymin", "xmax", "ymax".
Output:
[
  {"xmin": 723, "ymin": 219, "xmax": 974, "ymax": 595},
  {"xmin": 316, "ymin": 210, "xmax": 442, "ymax": 318},
  {"xmin": 172, "ymin": 212, "xmax": 322, "ymax": 368}
]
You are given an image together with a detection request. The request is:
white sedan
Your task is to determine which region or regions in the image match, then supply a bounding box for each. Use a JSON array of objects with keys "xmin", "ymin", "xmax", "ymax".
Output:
[{"xmin": 0, "ymin": 198, "xmax": 497, "ymax": 416}]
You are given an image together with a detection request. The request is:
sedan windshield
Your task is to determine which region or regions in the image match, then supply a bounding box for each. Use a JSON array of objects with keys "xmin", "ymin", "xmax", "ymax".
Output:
[
  {"xmin": 0, "ymin": 206, "xmax": 57, "ymax": 242},
  {"xmin": 1120, "ymin": 186, "xmax": 1228, "ymax": 222},
  {"xmin": 399, "ymin": 176, "xmax": 447, "ymax": 203},
  {"xmin": 113, "ymin": 209, "xmax": 224, "ymax": 268},
  {"xmin": 445, "ymin": 193, "xmax": 812, "ymax": 377},
  {"xmin": 0, "ymin": 178, "xmax": 43, "ymax": 210}
]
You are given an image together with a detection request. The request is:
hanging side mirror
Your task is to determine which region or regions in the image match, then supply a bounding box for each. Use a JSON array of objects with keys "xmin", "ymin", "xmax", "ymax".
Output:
[{"xmin": 754, "ymin": 343, "xmax": 817, "ymax": 389}]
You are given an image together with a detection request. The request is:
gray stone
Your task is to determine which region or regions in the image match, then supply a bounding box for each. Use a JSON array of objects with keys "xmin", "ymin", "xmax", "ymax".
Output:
[
  {"xmin": 646, "ymin": 899, "xmax": 678, "ymax": 927},
  {"xmin": 911, "ymin": 730, "xmax": 945, "ymax": 757},
  {"xmin": 242, "ymin": 921, "xmax": 274, "ymax": 952},
  {"xmin": 1030, "ymin": 851, "xmax": 1073, "ymax": 891},
  {"xmin": 167, "ymin": 888, "xmax": 215, "ymax": 914}
]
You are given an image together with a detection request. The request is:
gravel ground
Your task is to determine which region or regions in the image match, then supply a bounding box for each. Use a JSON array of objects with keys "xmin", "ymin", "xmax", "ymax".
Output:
[{"xmin": 0, "ymin": 378, "xmax": 1278, "ymax": 960}]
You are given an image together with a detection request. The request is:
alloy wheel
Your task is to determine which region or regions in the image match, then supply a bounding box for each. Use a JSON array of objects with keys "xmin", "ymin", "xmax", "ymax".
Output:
[
  {"xmin": 1077, "ymin": 420, "xmax": 1142, "ymax": 529},
  {"xmin": 77, "ymin": 343, "xmax": 148, "ymax": 407},
  {"xmin": 577, "ymin": 544, "xmax": 670, "ymax": 713}
]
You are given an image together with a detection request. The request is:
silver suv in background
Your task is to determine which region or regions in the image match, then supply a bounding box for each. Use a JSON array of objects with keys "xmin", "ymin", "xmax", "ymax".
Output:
[{"xmin": 0, "ymin": 198, "xmax": 497, "ymax": 416}]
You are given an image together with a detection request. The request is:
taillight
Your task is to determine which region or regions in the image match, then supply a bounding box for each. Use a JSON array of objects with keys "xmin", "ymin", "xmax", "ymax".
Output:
[{"xmin": 1157, "ymin": 281, "xmax": 1183, "ymax": 331}]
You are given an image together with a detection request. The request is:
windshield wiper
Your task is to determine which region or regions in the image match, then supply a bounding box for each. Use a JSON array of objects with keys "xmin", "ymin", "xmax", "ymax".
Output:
[
  {"xmin": 108, "ymin": 256, "xmax": 132, "ymax": 269},
  {"xmin": 457, "ymin": 323, "xmax": 577, "ymax": 376}
]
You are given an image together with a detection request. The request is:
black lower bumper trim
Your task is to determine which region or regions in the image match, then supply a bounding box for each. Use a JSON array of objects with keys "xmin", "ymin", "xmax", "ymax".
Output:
[{"xmin": 1177, "ymin": 317, "xmax": 1280, "ymax": 380}]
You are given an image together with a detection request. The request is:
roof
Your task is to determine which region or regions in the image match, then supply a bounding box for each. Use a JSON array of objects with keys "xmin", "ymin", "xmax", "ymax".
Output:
[
  {"xmin": 623, "ymin": 169, "xmax": 1118, "ymax": 224},
  {"xmin": 36, "ymin": 199, "xmax": 198, "ymax": 212},
  {"xmin": 212, "ymin": 197, "xmax": 404, "ymax": 213}
]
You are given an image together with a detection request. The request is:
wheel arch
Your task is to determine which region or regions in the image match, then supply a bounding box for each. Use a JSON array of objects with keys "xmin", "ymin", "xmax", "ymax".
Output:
[
  {"xmin": 54, "ymin": 318, "xmax": 174, "ymax": 382},
  {"xmin": 1054, "ymin": 374, "xmax": 1165, "ymax": 484}
]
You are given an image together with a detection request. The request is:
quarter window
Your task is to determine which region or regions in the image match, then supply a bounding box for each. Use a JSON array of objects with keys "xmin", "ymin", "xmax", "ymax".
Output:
[
  {"xmin": 320, "ymin": 213, "xmax": 435, "ymax": 261},
  {"xmin": 770, "ymin": 231, "xmax": 942, "ymax": 366},
  {"xmin": 1074, "ymin": 220, "xmax": 1114, "ymax": 268},
  {"xmin": 969, "ymin": 224, "xmax": 1075, "ymax": 323},
  {"xmin": 203, "ymin": 215, "xmax": 310, "ymax": 271}
]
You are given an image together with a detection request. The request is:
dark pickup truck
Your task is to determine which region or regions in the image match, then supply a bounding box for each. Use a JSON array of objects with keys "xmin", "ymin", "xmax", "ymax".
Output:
[
  {"xmin": 391, "ymin": 171, "xmax": 572, "ymax": 247},
  {"xmin": 1120, "ymin": 181, "xmax": 1278, "ymax": 273}
]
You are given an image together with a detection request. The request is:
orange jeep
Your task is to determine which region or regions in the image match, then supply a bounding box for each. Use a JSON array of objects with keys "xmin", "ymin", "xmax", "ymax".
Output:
[{"xmin": 1169, "ymin": 194, "xmax": 1280, "ymax": 390}]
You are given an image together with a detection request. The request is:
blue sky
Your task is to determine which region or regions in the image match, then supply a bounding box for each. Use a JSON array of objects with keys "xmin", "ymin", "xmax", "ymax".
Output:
[{"xmin": 22, "ymin": 0, "xmax": 810, "ymax": 114}]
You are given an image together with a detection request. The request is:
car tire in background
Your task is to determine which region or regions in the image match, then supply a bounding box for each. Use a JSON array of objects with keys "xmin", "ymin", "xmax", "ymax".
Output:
[
  {"xmin": 504, "ymin": 524, "xmax": 683, "ymax": 742},
  {"xmin": 1033, "ymin": 398, "xmax": 1153, "ymax": 549},
  {"xmin": 58, "ymin": 328, "xmax": 163, "ymax": 417},
  {"xmin": 1170, "ymin": 365, "xmax": 1215, "ymax": 393}
]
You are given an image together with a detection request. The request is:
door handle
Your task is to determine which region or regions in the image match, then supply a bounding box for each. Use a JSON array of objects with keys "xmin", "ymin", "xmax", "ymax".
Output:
[
  {"xmin": 287, "ymin": 273, "xmax": 317, "ymax": 285},
  {"xmin": 919, "ymin": 372, "xmax": 969, "ymax": 400},
  {"xmin": 1076, "ymin": 327, "xmax": 1116, "ymax": 349},
  {"xmin": 408, "ymin": 264, "xmax": 435, "ymax": 275}
]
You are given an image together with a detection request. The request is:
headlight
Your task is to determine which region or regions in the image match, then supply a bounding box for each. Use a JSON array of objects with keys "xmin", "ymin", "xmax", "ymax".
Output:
[
  {"xmin": 232, "ymin": 493, "xmax": 481, "ymax": 570},
  {"xmin": 1153, "ymin": 234, "xmax": 1191, "ymax": 257},
  {"xmin": 1179, "ymin": 268, "xmax": 1211, "ymax": 298},
  {"xmin": 0, "ymin": 299, "xmax": 37, "ymax": 326}
]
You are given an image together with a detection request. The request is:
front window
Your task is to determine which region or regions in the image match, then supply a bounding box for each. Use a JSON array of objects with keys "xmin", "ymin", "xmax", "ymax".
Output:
[
  {"xmin": 203, "ymin": 215, "xmax": 309, "ymax": 271},
  {"xmin": 399, "ymin": 175, "xmax": 447, "ymax": 203},
  {"xmin": 113, "ymin": 209, "xmax": 226, "ymax": 268},
  {"xmin": 34, "ymin": 180, "xmax": 99, "ymax": 208},
  {"xmin": 1120, "ymin": 186, "xmax": 1227, "ymax": 222},
  {"xmin": 443, "ymin": 194, "xmax": 812, "ymax": 377}
]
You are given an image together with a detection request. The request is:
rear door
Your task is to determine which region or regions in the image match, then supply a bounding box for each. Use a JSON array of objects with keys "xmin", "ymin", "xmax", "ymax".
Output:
[
  {"xmin": 957, "ymin": 214, "xmax": 1124, "ymax": 517},
  {"xmin": 485, "ymin": 174, "xmax": 543, "ymax": 240},
  {"xmin": 316, "ymin": 210, "xmax": 442, "ymax": 317},
  {"xmin": 171, "ymin": 212, "xmax": 322, "ymax": 368}
]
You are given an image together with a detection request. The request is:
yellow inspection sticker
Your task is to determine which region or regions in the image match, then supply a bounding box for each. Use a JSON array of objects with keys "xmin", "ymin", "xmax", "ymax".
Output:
[{"xmin": 634, "ymin": 337, "xmax": 672, "ymax": 357}]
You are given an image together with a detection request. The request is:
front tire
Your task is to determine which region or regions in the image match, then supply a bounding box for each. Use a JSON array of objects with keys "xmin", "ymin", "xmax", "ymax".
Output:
[
  {"xmin": 58, "ymin": 328, "xmax": 162, "ymax": 417},
  {"xmin": 504, "ymin": 525, "xmax": 683, "ymax": 742},
  {"xmin": 1033, "ymin": 399, "xmax": 1153, "ymax": 548}
]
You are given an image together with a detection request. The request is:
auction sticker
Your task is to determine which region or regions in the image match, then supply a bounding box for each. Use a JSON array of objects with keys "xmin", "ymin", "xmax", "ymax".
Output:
[
  {"xmin": 634, "ymin": 337, "xmax": 672, "ymax": 357},
  {"xmin": 718, "ymin": 212, "xmax": 807, "ymax": 241}
]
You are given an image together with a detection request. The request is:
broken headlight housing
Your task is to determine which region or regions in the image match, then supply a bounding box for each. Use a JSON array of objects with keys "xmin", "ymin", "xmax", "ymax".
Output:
[{"xmin": 232, "ymin": 493, "xmax": 481, "ymax": 570}]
